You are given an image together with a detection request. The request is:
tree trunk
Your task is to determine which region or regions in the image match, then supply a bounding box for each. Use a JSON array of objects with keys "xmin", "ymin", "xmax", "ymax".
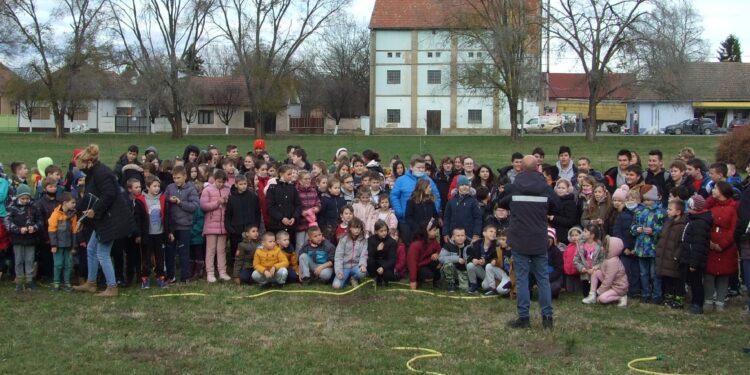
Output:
[
  {"xmin": 52, "ymin": 104, "xmax": 65, "ymax": 138},
  {"xmin": 508, "ymin": 97, "xmax": 520, "ymax": 142},
  {"xmin": 169, "ymin": 113, "xmax": 184, "ymax": 139},
  {"xmin": 586, "ymin": 96, "xmax": 598, "ymax": 142},
  {"xmin": 255, "ymin": 110, "xmax": 264, "ymax": 138}
]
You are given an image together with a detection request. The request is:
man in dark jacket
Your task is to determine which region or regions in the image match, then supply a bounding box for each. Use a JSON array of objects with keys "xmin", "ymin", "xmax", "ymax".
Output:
[{"xmin": 500, "ymin": 155, "xmax": 560, "ymax": 329}]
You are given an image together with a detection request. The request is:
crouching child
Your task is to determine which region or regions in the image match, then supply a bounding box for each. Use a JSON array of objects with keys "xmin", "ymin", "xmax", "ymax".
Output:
[
  {"xmin": 251, "ymin": 232, "xmax": 289, "ymax": 288},
  {"xmin": 438, "ymin": 227, "xmax": 470, "ymax": 292},
  {"xmin": 233, "ymin": 225, "xmax": 260, "ymax": 285}
]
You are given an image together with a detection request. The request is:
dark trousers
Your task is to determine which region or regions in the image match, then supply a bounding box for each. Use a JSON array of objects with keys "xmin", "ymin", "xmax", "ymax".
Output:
[
  {"xmin": 662, "ymin": 275, "xmax": 684, "ymax": 298},
  {"xmin": 415, "ymin": 261, "xmax": 441, "ymax": 285},
  {"xmin": 191, "ymin": 243, "xmax": 205, "ymax": 261},
  {"xmin": 581, "ymin": 280, "xmax": 591, "ymax": 297},
  {"xmin": 682, "ymin": 264, "xmax": 704, "ymax": 306},
  {"xmin": 76, "ymin": 243, "xmax": 88, "ymax": 279},
  {"xmin": 111, "ymin": 238, "xmax": 125, "ymax": 283},
  {"xmin": 238, "ymin": 267, "xmax": 253, "ymax": 284},
  {"xmin": 165, "ymin": 230, "xmax": 192, "ymax": 282},
  {"xmin": 620, "ymin": 254, "xmax": 641, "ymax": 296},
  {"xmin": 228, "ymin": 234, "xmax": 242, "ymax": 273},
  {"xmin": 35, "ymin": 243, "xmax": 53, "ymax": 280},
  {"xmin": 125, "ymin": 236, "xmax": 141, "ymax": 284},
  {"xmin": 368, "ymin": 264, "xmax": 396, "ymax": 282},
  {"xmin": 141, "ymin": 233, "xmax": 165, "ymax": 278}
]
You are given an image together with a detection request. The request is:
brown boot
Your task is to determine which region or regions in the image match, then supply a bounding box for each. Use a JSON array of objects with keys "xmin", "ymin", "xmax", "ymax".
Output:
[
  {"xmin": 95, "ymin": 286, "xmax": 119, "ymax": 297},
  {"xmin": 72, "ymin": 281, "xmax": 98, "ymax": 293}
]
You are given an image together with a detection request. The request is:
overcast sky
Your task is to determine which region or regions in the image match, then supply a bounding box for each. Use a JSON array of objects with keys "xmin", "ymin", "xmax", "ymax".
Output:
[{"xmin": 349, "ymin": 0, "xmax": 750, "ymax": 72}]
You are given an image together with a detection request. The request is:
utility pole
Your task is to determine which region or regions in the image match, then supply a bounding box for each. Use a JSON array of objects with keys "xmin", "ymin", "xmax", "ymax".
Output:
[{"xmin": 545, "ymin": 0, "xmax": 550, "ymax": 113}]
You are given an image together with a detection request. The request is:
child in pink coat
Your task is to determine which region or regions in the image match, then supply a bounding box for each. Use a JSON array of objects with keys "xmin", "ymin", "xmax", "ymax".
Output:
[
  {"xmin": 591, "ymin": 236, "xmax": 629, "ymax": 306},
  {"xmin": 200, "ymin": 169, "xmax": 231, "ymax": 282}
]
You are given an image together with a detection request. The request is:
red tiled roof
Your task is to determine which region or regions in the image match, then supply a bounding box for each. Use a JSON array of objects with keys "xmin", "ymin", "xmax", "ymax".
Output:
[
  {"xmin": 548, "ymin": 73, "xmax": 631, "ymax": 100},
  {"xmin": 369, "ymin": 0, "xmax": 471, "ymax": 29}
]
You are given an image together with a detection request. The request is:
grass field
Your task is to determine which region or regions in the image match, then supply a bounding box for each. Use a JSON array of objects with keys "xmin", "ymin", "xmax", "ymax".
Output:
[{"xmin": 0, "ymin": 133, "xmax": 746, "ymax": 374}]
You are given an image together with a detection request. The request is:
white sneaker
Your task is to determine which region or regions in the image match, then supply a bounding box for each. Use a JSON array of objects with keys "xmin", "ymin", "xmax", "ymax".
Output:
[
  {"xmin": 582, "ymin": 292, "xmax": 597, "ymax": 304},
  {"xmin": 219, "ymin": 273, "xmax": 232, "ymax": 281},
  {"xmin": 617, "ymin": 295, "xmax": 628, "ymax": 307},
  {"xmin": 207, "ymin": 274, "xmax": 217, "ymax": 283}
]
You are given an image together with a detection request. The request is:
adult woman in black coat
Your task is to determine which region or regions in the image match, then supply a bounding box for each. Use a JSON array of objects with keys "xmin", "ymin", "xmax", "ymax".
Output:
[{"xmin": 72, "ymin": 144, "xmax": 134, "ymax": 297}]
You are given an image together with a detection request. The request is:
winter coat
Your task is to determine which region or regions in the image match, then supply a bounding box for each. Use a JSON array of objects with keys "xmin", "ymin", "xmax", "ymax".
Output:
[
  {"xmin": 467, "ymin": 239, "xmax": 499, "ymax": 264},
  {"xmin": 405, "ymin": 199, "xmax": 439, "ymax": 235},
  {"xmin": 36, "ymin": 194, "xmax": 59, "ymax": 241},
  {"xmin": 200, "ymin": 182, "xmax": 231, "ymax": 235},
  {"xmin": 233, "ymin": 239, "xmax": 259, "ymax": 277},
  {"xmin": 257, "ymin": 175, "xmax": 271, "ymax": 226},
  {"xmin": 265, "ymin": 180, "xmax": 302, "ymax": 232},
  {"xmin": 611, "ymin": 208, "xmax": 636, "ymax": 252},
  {"xmin": 580, "ymin": 198, "xmax": 612, "ymax": 230},
  {"xmin": 252, "ymin": 246, "xmax": 289, "ymax": 273},
  {"xmin": 334, "ymin": 234, "xmax": 368, "ymax": 273},
  {"xmin": 4, "ymin": 198, "xmax": 43, "ymax": 246},
  {"xmin": 655, "ymin": 215, "xmax": 687, "ymax": 278},
  {"xmin": 120, "ymin": 164, "xmax": 144, "ymax": 190},
  {"xmin": 438, "ymin": 240, "xmax": 471, "ymax": 271},
  {"xmin": 223, "ymin": 188, "xmax": 261, "ymax": 236},
  {"xmin": 630, "ymin": 203, "xmax": 666, "ymax": 258},
  {"xmin": 644, "ymin": 169, "xmax": 670, "ymax": 205},
  {"xmin": 182, "ymin": 145, "xmax": 200, "ymax": 163},
  {"xmin": 280, "ymin": 247, "xmax": 299, "ymax": 275},
  {"xmin": 365, "ymin": 160, "xmax": 385, "ymax": 175},
  {"xmin": 163, "ymin": 182, "xmax": 199, "ymax": 232},
  {"xmin": 406, "ymin": 239, "xmax": 440, "ymax": 282},
  {"xmin": 573, "ymin": 241, "xmax": 604, "ymax": 281},
  {"xmin": 318, "ymin": 193, "xmax": 347, "ymax": 236},
  {"xmin": 366, "ymin": 208, "xmax": 398, "ymax": 234},
  {"xmin": 596, "ymin": 237, "xmax": 628, "ymax": 296},
  {"xmin": 498, "ymin": 170, "xmax": 560, "ymax": 256},
  {"xmin": 0, "ymin": 176, "xmax": 9, "ymax": 218},
  {"xmin": 736, "ymin": 187, "xmax": 750, "ymax": 249},
  {"xmin": 546, "ymin": 244, "xmax": 564, "ymax": 285},
  {"xmin": 47, "ymin": 206, "xmax": 79, "ymax": 248},
  {"xmin": 680, "ymin": 211, "xmax": 712, "ymax": 269},
  {"xmin": 563, "ymin": 242, "xmax": 578, "ymax": 276},
  {"xmin": 434, "ymin": 170, "xmax": 454, "ymax": 213},
  {"xmin": 298, "ymin": 239, "xmax": 336, "ymax": 265},
  {"xmin": 442, "ymin": 193, "xmax": 483, "ymax": 239},
  {"xmin": 190, "ymin": 208, "xmax": 205, "ymax": 246},
  {"xmin": 296, "ymin": 184, "xmax": 321, "ymax": 232},
  {"xmin": 390, "ymin": 170, "xmax": 441, "ymax": 221},
  {"xmin": 352, "ymin": 202, "xmax": 375, "ymax": 228},
  {"xmin": 664, "ymin": 176, "xmax": 695, "ymax": 204},
  {"xmin": 79, "ymin": 161, "xmax": 134, "ymax": 243},
  {"xmin": 550, "ymin": 193, "xmax": 579, "ymax": 244},
  {"xmin": 484, "ymin": 215, "xmax": 510, "ymax": 233},
  {"xmin": 706, "ymin": 199, "xmax": 738, "ymax": 276},
  {"xmin": 126, "ymin": 193, "xmax": 148, "ymax": 238},
  {"xmin": 395, "ymin": 241, "xmax": 407, "ymax": 276},
  {"xmin": 367, "ymin": 235, "xmax": 397, "ymax": 272}
]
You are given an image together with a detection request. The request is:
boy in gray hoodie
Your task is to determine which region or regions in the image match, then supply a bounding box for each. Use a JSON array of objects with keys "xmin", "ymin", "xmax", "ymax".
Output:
[{"xmin": 164, "ymin": 166, "xmax": 199, "ymax": 283}]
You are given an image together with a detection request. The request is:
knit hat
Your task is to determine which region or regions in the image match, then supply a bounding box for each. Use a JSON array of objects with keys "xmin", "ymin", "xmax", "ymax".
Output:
[
  {"xmin": 37, "ymin": 157, "xmax": 53, "ymax": 178},
  {"xmin": 426, "ymin": 218, "xmax": 437, "ymax": 233},
  {"xmin": 612, "ymin": 184, "xmax": 630, "ymax": 201},
  {"xmin": 567, "ymin": 226, "xmax": 583, "ymax": 242},
  {"xmin": 547, "ymin": 227, "xmax": 557, "ymax": 243},
  {"xmin": 688, "ymin": 194, "xmax": 706, "ymax": 212},
  {"xmin": 254, "ymin": 139, "xmax": 266, "ymax": 150},
  {"xmin": 335, "ymin": 148, "xmax": 348, "ymax": 159},
  {"xmin": 16, "ymin": 184, "xmax": 31, "ymax": 198},
  {"xmin": 457, "ymin": 175, "xmax": 470, "ymax": 187},
  {"xmin": 72, "ymin": 149, "xmax": 83, "ymax": 164},
  {"xmin": 640, "ymin": 184, "xmax": 659, "ymax": 202}
]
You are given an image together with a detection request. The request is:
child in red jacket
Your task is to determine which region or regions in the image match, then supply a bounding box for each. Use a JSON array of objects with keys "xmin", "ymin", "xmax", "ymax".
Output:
[
  {"xmin": 563, "ymin": 226, "xmax": 583, "ymax": 294},
  {"xmin": 407, "ymin": 219, "xmax": 441, "ymax": 290},
  {"xmin": 392, "ymin": 229, "xmax": 407, "ymax": 280}
]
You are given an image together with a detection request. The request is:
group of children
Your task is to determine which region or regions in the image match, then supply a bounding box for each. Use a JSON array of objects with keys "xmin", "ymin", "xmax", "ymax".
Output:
[{"xmin": 0, "ymin": 142, "xmax": 747, "ymax": 316}]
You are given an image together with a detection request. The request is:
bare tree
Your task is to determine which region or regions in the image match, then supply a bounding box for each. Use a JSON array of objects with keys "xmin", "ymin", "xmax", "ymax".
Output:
[
  {"xmin": 630, "ymin": 0, "xmax": 707, "ymax": 100},
  {"xmin": 549, "ymin": 0, "xmax": 648, "ymax": 142},
  {"xmin": 108, "ymin": 0, "xmax": 215, "ymax": 138},
  {"xmin": 4, "ymin": 71, "xmax": 42, "ymax": 132},
  {"xmin": 453, "ymin": 0, "xmax": 542, "ymax": 141},
  {"xmin": 214, "ymin": 0, "xmax": 351, "ymax": 137},
  {"xmin": 0, "ymin": 0, "xmax": 108, "ymax": 138},
  {"xmin": 210, "ymin": 82, "xmax": 241, "ymax": 135}
]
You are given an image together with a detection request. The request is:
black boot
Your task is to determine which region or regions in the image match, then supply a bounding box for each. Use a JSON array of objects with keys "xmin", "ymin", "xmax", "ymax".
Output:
[
  {"xmin": 506, "ymin": 317, "xmax": 530, "ymax": 329},
  {"xmin": 542, "ymin": 315, "xmax": 554, "ymax": 330}
]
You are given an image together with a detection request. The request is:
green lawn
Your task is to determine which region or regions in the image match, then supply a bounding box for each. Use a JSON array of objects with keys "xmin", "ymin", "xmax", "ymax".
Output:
[
  {"xmin": 0, "ymin": 132, "xmax": 721, "ymax": 173},
  {"xmin": 0, "ymin": 133, "xmax": 745, "ymax": 374}
]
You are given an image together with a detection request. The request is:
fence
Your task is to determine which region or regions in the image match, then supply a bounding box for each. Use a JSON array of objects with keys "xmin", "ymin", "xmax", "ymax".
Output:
[
  {"xmin": 289, "ymin": 117, "xmax": 324, "ymax": 134},
  {"xmin": 0, "ymin": 115, "xmax": 18, "ymax": 133}
]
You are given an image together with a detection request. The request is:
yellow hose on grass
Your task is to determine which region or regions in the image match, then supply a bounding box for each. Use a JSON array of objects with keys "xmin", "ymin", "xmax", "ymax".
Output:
[{"xmin": 392, "ymin": 347, "xmax": 445, "ymax": 375}]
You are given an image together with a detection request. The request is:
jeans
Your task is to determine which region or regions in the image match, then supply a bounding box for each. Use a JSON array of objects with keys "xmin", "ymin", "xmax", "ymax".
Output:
[
  {"xmin": 170, "ymin": 230, "xmax": 192, "ymax": 282},
  {"xmin": 298, "ymin": 253, "xmax": 333, "ymax": 282},
  {"xmin": 512, "ymin": 251, "xmax": 553, "ymax": 320},
  {"xmin": 14, "ymin": 245, "xmax": 35, "ymax": 283},
  {"xmin": 238, "ymin": 268, "xmax": 253, "ymax": 284},
  {"xmin": 52, "ymin": 247, "xmax": 73, "ymax": 285},
  {"xmin": 87, "ymin": 231, "xmax": 116, "ymax": 287},
  {"xmin": 333, "ymin": 267, "xmax": 364, "ymax": 289},
  {"xmin": 638, "ymin": 257, "xmax": 662, "ymax": 301},
  {"xmin": 141, "ymin": 233, "xmax": 166, "ymax": 278},
  {"xmin": 252, "ymin": 268, "xmax": 288, "ymax": 285}
]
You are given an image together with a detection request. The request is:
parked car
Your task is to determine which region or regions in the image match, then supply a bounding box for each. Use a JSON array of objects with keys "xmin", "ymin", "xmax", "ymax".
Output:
[
  {"xmin": 729, "ymin": 118, "xmax": 750, "ymax": 131},
  {"xmin": 663, "ymin": 118, "xmax": 721, "ymax": 135},
  {"xmin": 521, "ymin": 116, "xmax": 564, "ymax": 134}
]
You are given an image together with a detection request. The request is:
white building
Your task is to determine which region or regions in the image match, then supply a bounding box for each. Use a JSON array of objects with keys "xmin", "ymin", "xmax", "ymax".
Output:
[{"xmin": 368, "ymin": 0, "xmax": 539, "ymax": 135}]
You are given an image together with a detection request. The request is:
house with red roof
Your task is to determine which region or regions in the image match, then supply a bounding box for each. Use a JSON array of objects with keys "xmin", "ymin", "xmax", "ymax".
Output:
[{"xmin": 369, "ymin": 0, "xmax": 541, "ymax": 135}]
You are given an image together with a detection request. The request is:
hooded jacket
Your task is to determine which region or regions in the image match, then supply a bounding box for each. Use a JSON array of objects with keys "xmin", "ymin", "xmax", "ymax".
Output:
[
  {"xmin": 550, "ymin": 193, "xmax": 579, "ymax": 244},
  {"xmin": 573, "ymin": 240, "xmax": 604, "ymax": 281},
  {"xmin": 200, "ymin": 182, "xmax": 230, "ymax": 235},
  {"xmin": 611, "ymin": 208, "xmax": 636, "ymax": 252},
  {"xmin": 706, "ymin": 198, "xmax": 738, "ymax": 276},
  {"xmin": 406, "ymin": 238, "xmax": 441, "ymax": 283},
  {"xmin": 390, "ymin": 169, "xmax": 441, "ymax": 221},
  {"xmin": 318, "ymin": 193, "xmax": 347, "ymax": 233},
  {"xmin": 334, "ymin": 233, "xmax": 368, "ymax": 273},
  {"xmin": 79, "ymin": 161, "xmax": 134, "ymax": 243},
  {"xmin": 298, "ymin": 239, "xmax": 336, "ymax": 265},
  {"xmin": 499, "ymin": 170, "xmax": 560, "ymax": 256},
  {"xmin": 265, "ymin": 180, "xmax": 302, "ymax": 232},
  {"xmin": 443, "ymin": 192, "xmax": 483, "ymax": 239},
  {"xmin": 224, "ymin": 188, "xmax": 261, "ymax": 236},
  {"xmin": 164, "ymin": 181, "xmax": 199, "ymax": 232},
  {"xmin": 655, "ymin": 215, "xmax": 687, "ymax": 278},
  {"xmin": 233, "ymin": 238, "xmax": 261, "ymax": 277},
  {"xmin": 5, "ymin": 197, "xmax": 43, "ymax": 246},
  {"xmin": 596, "ymin": 236, "xmax": 628, "ymax": 296},
  {"xmin": 438, "ymin": 240, "xmax": 471, "ymax": 271},
  {"xmin": 680, "ymin": 210, "xmax": 712, "ymax": 269},
  {"xmin": 47, "ymin": 205, "xmax": 79, "ymax": 248},
  {"xmin": 367, "ymin": 235, "xmax": 397, "ymax": 272},
  {"xmin": 182, "ymin": 145, "xmax": 200, "ymax": 163},
  {"xmin": 630, "ymin": 203, "xmax": 666, "ymax": 258},
  {"xmin": 120, "ymin": 164, "xmax": 144, "ymax": 189},
  {"xmin": 253, "ymin": 245, "xmax": 289, "ymax": 273}
]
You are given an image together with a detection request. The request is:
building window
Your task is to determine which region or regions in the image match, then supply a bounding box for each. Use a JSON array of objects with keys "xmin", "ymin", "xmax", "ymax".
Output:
[
  {"xmin": 387, "ymin": 70, "xmax": 401, "ymax": 84},
  {"xmin": 468, "ymin": 110, "xmax": 482, "ymax": 124},
  {"xmin": 427, "ymin": 70, "xmax": 441, "ymax": 84},
  {"xmin": 31, "ymin": 107, "xmax": 50, "ymax": 120},
  {"xmin": 436, "ymin": 52, "xmax": 441, "ymax": 57},
  {"xmin": 468, "ymin": 52, "xmax": 474, "ymax": 58},
  {"xmin": 477, "ymin": 52, "xmax": 482, "ymax": 58},
  {"xmin": 387, "ymin": 52, "xmax": 393, "ymax": 58},
  {"xmin": 116, "ymin": 107, "xmax": 135, "ymax": 116},
  {"xmin": 387, "ymin": 109, "xmax": 401, "ymax": 123},
  {"xmin": 427, "ymin": 52, "xmax": 433, "ymax": 58},
  {"xmin": 72, "ymin": 110, "xmax": 88, "ymax": 121},
  {"xmin": 396, "ymin": 52, "xmax": 401, "ymax": 57},
  {"xmin": 197, "ymin": 110, "xmax": 214, "ymax": 124}
]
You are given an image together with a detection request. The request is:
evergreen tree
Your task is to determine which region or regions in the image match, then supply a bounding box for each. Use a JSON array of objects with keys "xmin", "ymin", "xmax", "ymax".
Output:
[{"xmin": 718, "ymin": 34, "xmax": 742, "ymax": 62}]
